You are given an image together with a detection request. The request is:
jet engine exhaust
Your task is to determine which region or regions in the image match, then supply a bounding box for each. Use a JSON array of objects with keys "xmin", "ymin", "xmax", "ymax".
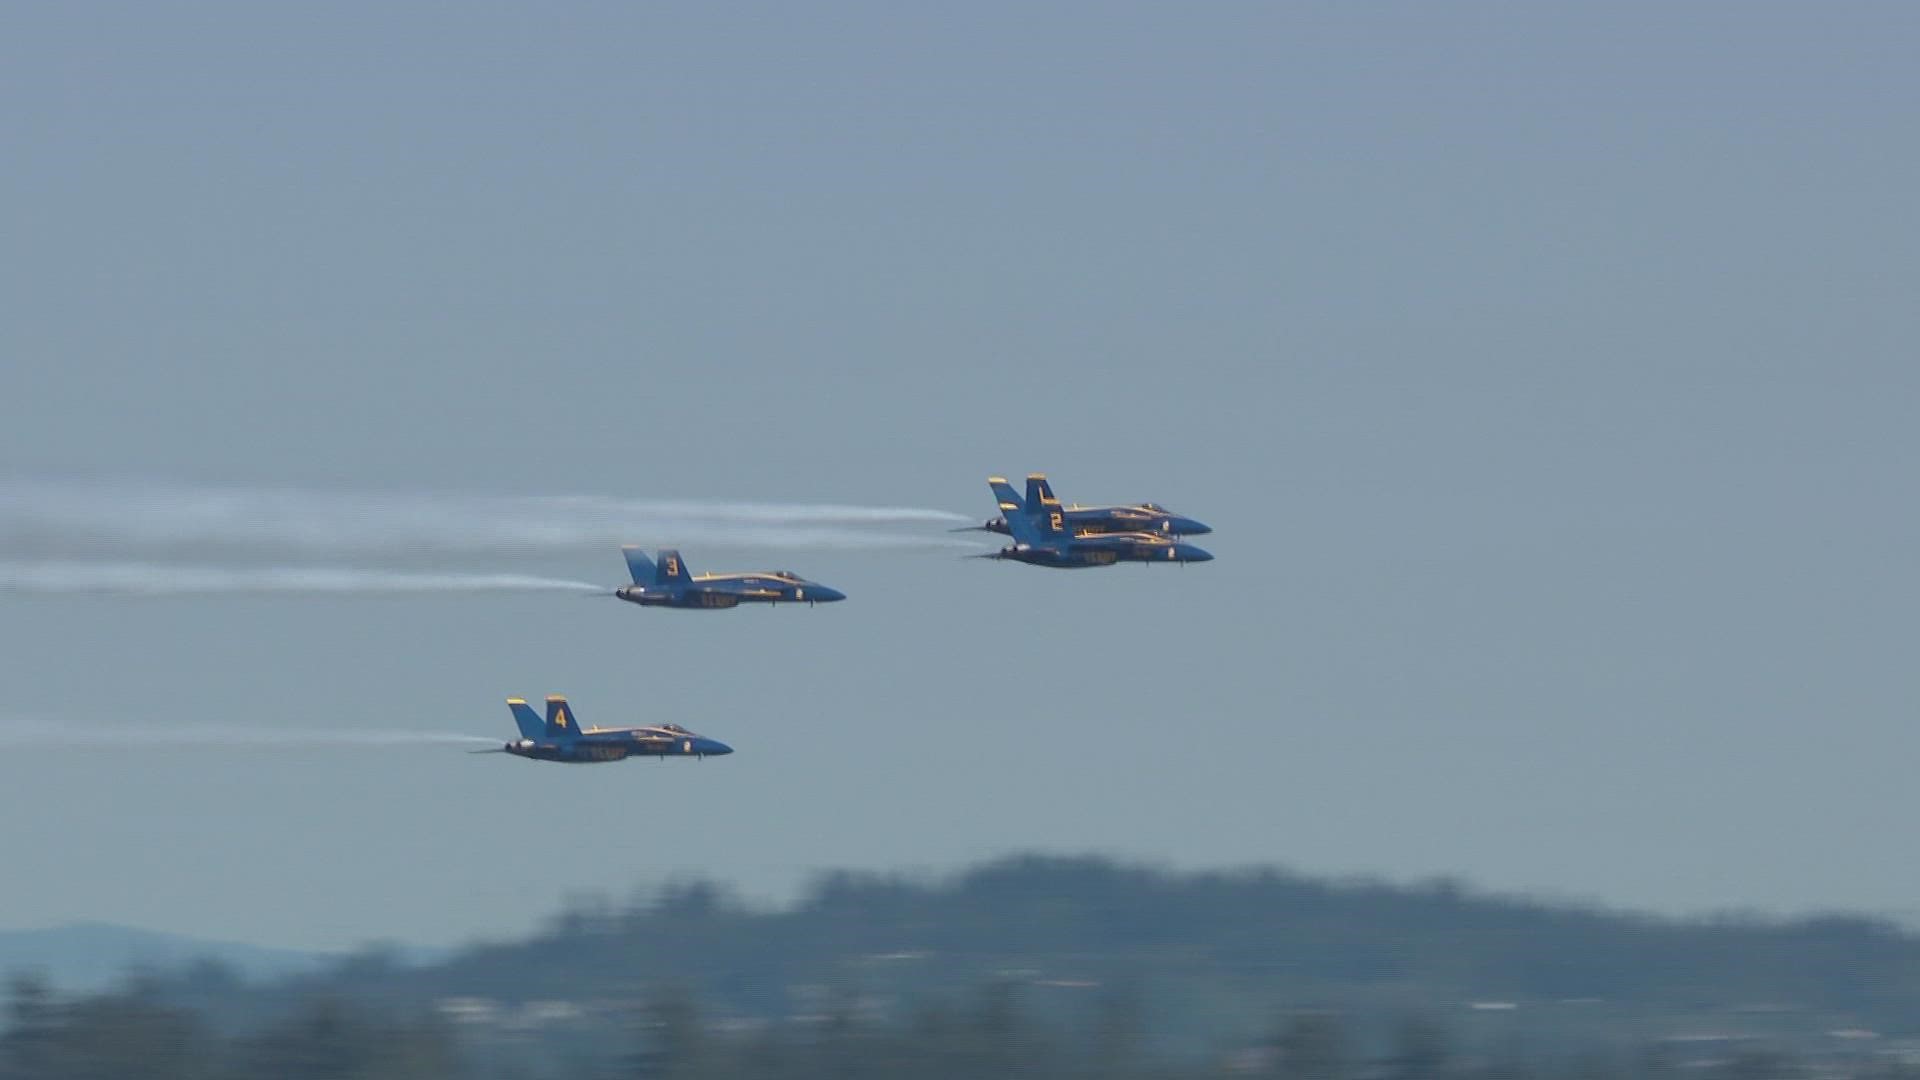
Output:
[
  {"xmin": 0, "ymin": 560, "xmax": 607, "ymax": 596},
  {"xmin": 0, "ymin": 720, "xmax": 502, "ymax": 748},
  {"xmin": 0, "ymin": 477, "xmax": 980, "ymax": 554}
]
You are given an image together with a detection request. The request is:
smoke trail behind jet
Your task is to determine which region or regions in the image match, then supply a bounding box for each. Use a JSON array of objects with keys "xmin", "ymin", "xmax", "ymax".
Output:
[
  {"xmin": 0, "ymin": 478, "xmax": 979, "ymax": 554},
  {"xmin": 0, "ymin": 560, "xmax": 605, "ymax": 596},
  {"xmin": 0, "ymin": 719, "xmax": 499, "ymax": 747}
]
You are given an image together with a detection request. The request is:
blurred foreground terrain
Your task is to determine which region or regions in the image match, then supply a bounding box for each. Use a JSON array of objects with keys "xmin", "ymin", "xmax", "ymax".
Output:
[{"xmin": 6, "ymin": 855, "xmax": 1920, "ymax": 1079}]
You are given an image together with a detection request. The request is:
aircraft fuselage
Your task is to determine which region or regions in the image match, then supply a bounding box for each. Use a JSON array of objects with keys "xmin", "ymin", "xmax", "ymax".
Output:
[
  {"xmin": 500, "ymin": 728, "xmax": 733, "ymax": 764},
  {"xmin": 994, "ymin": 532, "xmax": 1213, "ymax": 568},
  {"xmin": 615, "ymin": 573, "xmax": 845, "ymax": 609},
  {"xmin": 982, "ymin": 505, "xmax": 1210, "ymax": 537}
]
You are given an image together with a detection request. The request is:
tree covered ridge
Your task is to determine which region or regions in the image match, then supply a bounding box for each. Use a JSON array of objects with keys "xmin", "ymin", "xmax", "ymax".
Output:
[
  {"xmin": 380, "ymin": 855, "xmax": 1920, "ymax": 1023},
  {"xmin": 9, "ymin": 854, "xmax": 1920, "ymax": 1077}
]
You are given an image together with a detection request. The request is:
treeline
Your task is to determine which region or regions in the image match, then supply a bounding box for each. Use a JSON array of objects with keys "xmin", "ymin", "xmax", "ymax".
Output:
[
  {"xmin": 0, "ymin": 973, "xmax": 459, "ymax": 1080},
  {"xmin": 13, "ymin": 854, "xmax": 1920, "ymax": 1075},
  {"xmin": 10, "ymin": 971, "xmax": 1920, "ymax": 1080},
  {"xmin": 224, "ymin": 855, "xmax": 1920, "ymax": 1050}
]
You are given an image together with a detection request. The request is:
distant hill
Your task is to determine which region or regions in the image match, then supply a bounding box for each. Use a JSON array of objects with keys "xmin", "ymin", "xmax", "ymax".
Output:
[
  {"xmin": 16, "ymin": 858, "xmax": 1920, "ymax": 1076},
  {"xmin": 0, "ymin": 922, "xmax": 330, "ymax": 992},
  {"xmin": 134, "ymin": 854, "xmax": 1920, "ymax": 1057}
]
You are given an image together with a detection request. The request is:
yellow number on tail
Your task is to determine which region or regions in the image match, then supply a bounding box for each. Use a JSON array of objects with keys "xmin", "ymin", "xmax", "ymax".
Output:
[
  {"xmin": 1050, "ymin": 512, "xmax": 1063, "ymax": 531},
  {"xmin": 554, "ymin": 708, "xmax": 568, "ymax": 729}
]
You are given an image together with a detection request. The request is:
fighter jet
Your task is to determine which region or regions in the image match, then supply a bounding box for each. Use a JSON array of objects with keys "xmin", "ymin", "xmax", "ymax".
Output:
[
  {"xmin": 961, "ymin": 473, "xmax": 1211, "ymax": 538},
  {"xmin": 973, "ymin": 477, "xmax": 1213, "ymax": 568},
  {"xmin": 477, "ymin": 696, "xmax": 733, "ymax": 763},
  {"xmin": 612, "ymin": 547, "xmax": 847, "ymax": 609}
]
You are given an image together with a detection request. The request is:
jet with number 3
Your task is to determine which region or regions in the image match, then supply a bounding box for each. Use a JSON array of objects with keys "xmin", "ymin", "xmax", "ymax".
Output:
[
  {"xmin": 610, "ymin": 547, "xmax": 847, "ymax": 609},
  {"xmin": 474, "ymin": 696, "xmax": 733, "ymax": 763}
]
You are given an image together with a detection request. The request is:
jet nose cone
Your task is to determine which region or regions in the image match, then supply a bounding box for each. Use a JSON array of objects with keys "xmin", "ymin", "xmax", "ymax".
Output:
[
  {"xmin": 811, "ymin": 586, "xmax": 847, "ymax": 603},
  {"xmin": 1178, "ymin": 544, "xmax": 1214, "ymax": 562},
  {"xmin": 1175, "ymin": 518, "xmax": 1212, "ymax": 536},
  {"xmin": 700, "ymin": 739, "xmax": 734, "ymax": 756}
]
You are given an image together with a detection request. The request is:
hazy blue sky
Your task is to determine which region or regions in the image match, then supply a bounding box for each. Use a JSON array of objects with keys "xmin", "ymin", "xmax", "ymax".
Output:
[{"xmin": 2, "ymin": 2, "xmax": 1917, "ymax": 950}]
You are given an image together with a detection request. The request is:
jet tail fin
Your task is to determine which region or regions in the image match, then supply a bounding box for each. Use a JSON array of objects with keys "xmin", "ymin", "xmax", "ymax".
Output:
[
  {"xmin": 507, "ymin": 698, "xmax": 545, "ymax": 740},
  {"xmin": 621, "ymin": 546, "xmax": 658, "ymax": 586},
  {"xmin": 1035, "ymin": 502, "xmax": 1069, "ymax": 541},
  {"xmin": 544, "ymin": 696, "xmax": 579, "ymax": 739},
  {"xmin": 1025, "ymin": 473, "xmax": 1061, "ymax": 511},
  {"xmin": 988, "ymin": 478, "xmax": 1042, "ymax": 545},
  {"xmin": 655, "ymin": 549, "xmax": 690, "ymax": 584},
  {"xmin": 988, "ymin": 477, "xmax": 1025, "ymax": 515}
]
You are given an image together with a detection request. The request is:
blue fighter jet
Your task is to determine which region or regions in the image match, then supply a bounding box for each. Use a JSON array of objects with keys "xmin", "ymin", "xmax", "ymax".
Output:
[
  {"xmin": 613, "ymin": 547, "xmax": 846, "ymax": 609},
  {"xmin": 962, "ymin": 473, "xmax": 1211, "ymax": 538},
  {"xmin": 478, "ymin": 696, "xmax": 733, "ymax": 763},
  {"xmin": 973, "ymin": 478, "xmax": 1213, "ymax": 568}
]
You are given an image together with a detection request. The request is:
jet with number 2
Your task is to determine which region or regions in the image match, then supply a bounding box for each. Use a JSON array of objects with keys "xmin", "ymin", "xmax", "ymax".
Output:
[
  {"xmin": 474, "ymin": 696, "xmax": 733, "ymax": 763},
  {"xmin": 973, "ymin": 477, "xmax": 1213, "ymax": 568},
  {"xmin": 961, "ymin": 473, "xmax": 1211, "ymax": 538},
  {"xmin": 612, "ymin": 547, "xmax": 846, "ymax": 609}
]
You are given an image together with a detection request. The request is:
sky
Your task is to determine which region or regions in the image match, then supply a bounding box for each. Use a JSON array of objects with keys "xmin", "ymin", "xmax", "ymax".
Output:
[{"xmin": 1, "ymin": 2, "xmax": 1917, "ymax": 951}]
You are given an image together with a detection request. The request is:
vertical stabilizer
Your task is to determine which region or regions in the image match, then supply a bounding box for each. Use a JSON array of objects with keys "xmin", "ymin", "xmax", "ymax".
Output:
[
  {"xmin": 621, "ymin": 546, "xmax": 659, "ymax": 586},
  {"xmin": 655, "ymin": 549, "xmax": 691, "ymax": 584},
  {"xmin": 988, "ymin": 477, "xmax": 1025, "ymax": 516},
  {"xmin": 1026, "ymin": 473, "xmax": 1060, "ymax": 510},
  {"xmin": 507, "ymin": 699, "xmax": 545, "ymax": 740},
  {"xmin": 1036, "ymin": 500, "xmax": 1069, "ymax": 540},
  {"xmin": 989, "ymin": 478, "xmax": 1043, "ymax": 546},
  {"xmin": 544, "ymin": 696, "xmax": 579, "ymax": 739}
]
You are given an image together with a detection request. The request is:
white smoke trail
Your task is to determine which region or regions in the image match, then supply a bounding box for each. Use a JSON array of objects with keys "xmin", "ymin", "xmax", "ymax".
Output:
[
  {"xmin": 0, "ymin": 720, "xmax": 499, "ymax": 747},
  {"xmin": 0, "ymin": 478, "xmax": 979, "ymax": 554},
  {"xmin": 0, "ymin": 560, "xmax": 605, "ymax": 596}
]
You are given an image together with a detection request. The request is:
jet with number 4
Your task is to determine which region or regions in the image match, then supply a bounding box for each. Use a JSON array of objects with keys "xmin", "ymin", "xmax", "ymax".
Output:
[
  {"xmin": 611, "ymin": 547, "xmax": 846, "ymax": 609},
  {"xmin": 475, "ymin": 696, "xmax": 733, "ymax": 763},
  {"xmin": 972, "ymin": 477, "xmax": 1213, "ymax": 568},
  {"xmin": 960, "ymin": 473, "xmax": 1211, "ymax": 538}
]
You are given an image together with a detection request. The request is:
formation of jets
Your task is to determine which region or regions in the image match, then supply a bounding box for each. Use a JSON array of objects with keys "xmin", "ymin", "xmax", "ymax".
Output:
[
  {"xmin": 481, "ymin": 471, "xmax": 1210, "ymax": 764},
  {"xmin": 971, "ymin": 474, "xmax": 1214, "ymax": 568}
]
